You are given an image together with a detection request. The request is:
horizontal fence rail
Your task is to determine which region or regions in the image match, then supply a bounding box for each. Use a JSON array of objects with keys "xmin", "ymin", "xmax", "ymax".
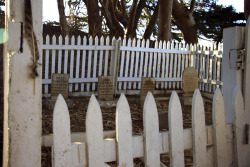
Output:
[
  {"xmin": 51, "ymin": 88, "xmax": 249, "ymax": 167},
  {"xmin": 42, "ymin": 35, "xmax": 223, "ymax": 96}
]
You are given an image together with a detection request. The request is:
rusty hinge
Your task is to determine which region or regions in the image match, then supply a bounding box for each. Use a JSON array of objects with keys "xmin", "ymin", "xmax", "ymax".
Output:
[{"xmin": 229, "ymin": 49, "xmax": 245, "ymax": 70}]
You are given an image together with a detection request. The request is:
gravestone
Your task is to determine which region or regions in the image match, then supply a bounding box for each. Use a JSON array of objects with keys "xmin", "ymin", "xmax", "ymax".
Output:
[
  {"xmin": 44, "ymin": 73, "xmax": 74, "ymax": 110},
  {"xmin": 141, "ymin": 78, "xmax": 155, "ymax": 102},
  {"xmin": 182, "ymin": 67, "xmax": 198, "ymax": 97},
  {"xmin": 51, "ymin": 73, "xmax": 70, "ymax": 100},
  {"xmin": 98, "ymin": 76, "xmax": 114, "ymax": 100},
  {"xmin": 182, "ymin": 67, "xmax": 198, "ymax": 105}
]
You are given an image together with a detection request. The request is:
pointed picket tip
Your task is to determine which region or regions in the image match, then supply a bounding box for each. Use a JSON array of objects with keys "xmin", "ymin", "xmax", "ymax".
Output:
[
  {"xmin": 53, "ymin": 94, "xmax": 68, "ymax": 117},
  {"xmin": 53, "ymin": 94, "xmax": 72, "ymax": 167},
  {"xmin": 86, "ymin": 94, "xmax": 104, "ymax": 166},
  {"xmin": 52, "ymin": 35, "xmax": 56, "ymax": 42},
  {"xmin": 168, "ymin": 91, "xmax": 184, "ymax": 167},
  {"xmin": 212, "ymin": 88, "xmax": 228, "ymax": 166},
  {"xmin": 143, "ymin": 91, "xmax": 160, "ymax": 166},
  {"xmin": 192, "ymin": 89, "xmax": 207, "ymax": 166},
  {"xmin": 146, "ymin": 39, "xmax": 150, "ymax": 47},
  {"xmin": 137, "ymin": 38, "xmax": 141, "ymax": 47},
  {"xmin": 116, "ymin": 93, "xmax": 133, "ymax": 166}
]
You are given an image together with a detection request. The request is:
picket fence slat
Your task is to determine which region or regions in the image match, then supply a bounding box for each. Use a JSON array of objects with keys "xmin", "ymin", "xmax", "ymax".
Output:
[
  {"xmin": 81, "ymin": 36, "xmax": 87, "ymax": 91},
  {"xmin": 156, "ymin": 41, "xmax": 162, "ymax": 89},
  {"xmin": 165, "ymin": 42, "xmax": 170, "ymax": 88},
  {"xmin": 133, "ymin": 39, "xmax": 140, "ymax": 89},
  {"xmin": 44, "ymin": 35, "xmax": 50, "ymax": 93},
  {"xmin": 98, "ymin": 36, "xmax": 104, "ymax": 77},
  {"xmin": 143, "ymin": 92, "xmax": 160, "ymax": 166},
  {"xmin": 64, "ymin": 36, "xmax": 69, "ymax": 74},
  {"xmin": 124, "ymin": 38, "xmax": 131, "ymax": 90},
  {"xmin": 213, "ymin": 88, "xmax": 227, "ymax": 167},
  {"xmin": 138, "ymin": 39, "xmax": 145, "ymax": 90},
  {"xmin": 169, "ymin": 42, "xmax": 174, "ymax": 89},
  {"xmin": 51, "ymin": 35, "xmax": 56, "ymax": 74},
  {"xmin": 75, "ymin": 36, "xmax": 81, "ymax": 91},
  {"xmin": 104, "ymin": 37, "xmax": 110, "ymax": 76},
  {"xmin": 119, "ymin": 38, "xmax": 126, "ymax": 90},
  {"xmin": 192, "ymin": 89, "xmax": 207, "ymax": 166},
  {"xmin": 161, "ymin": 41, "xmax": 166, "ymax": 88},
  {"xmin": 169, "ymin": 91, "xmax": 185, "ymax": 167},
  {"xmin": 69, "ymin": 36, "xmax": 75, "ymax": 92},
  {"xmin": 177, "ymin": 43, "xmax": 181, "ymax": 89},
  {"xmin": 128, "ymin": 39, "xmax": 135, "ymax": 89},
  {"xmin": 173, "ymin": 43, "xmax": 178, "ymax": 89},
  {"xmin": 87, "ymin": 36, "xmax": 93, "ymax": 92},
  {"xmin": 116, "ymin": 94, "xmax": 133, "ymax": 166},
  {"xmin": 86, "ymin": 95, "xmax": 105, "ymax": 166},
  {"xmin": 57, "ymin": 36, "xmax": 62, "ymax": 73},
  {"xmin": 53, "ymin": 94, "xmax": 72, "ymax": 167},
  {"xmin": 92, "ymin": 36, "xmax": 98, "ymax": 90},
  {"xmin": 143, "ymin": 39, "xmax": 150, "ymax": 79}
]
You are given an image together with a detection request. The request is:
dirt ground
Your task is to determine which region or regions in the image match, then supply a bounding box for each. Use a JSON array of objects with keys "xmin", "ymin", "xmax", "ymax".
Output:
[{"xmin": 42, "ymin": 93, "xmax": 213, "ymax": 167}]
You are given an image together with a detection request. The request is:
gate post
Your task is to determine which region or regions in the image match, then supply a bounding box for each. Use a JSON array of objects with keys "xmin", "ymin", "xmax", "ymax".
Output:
[
  {"xmin": 3, "ymin": 0, "xmax": 42, "ymax": 166},
  {"xmin": 244, "ymin": 17, "xmax": 250, "ymax": 120},
  {"xmin": 222, "ymin": 27, "xmax": 245, "ymax": 124}
]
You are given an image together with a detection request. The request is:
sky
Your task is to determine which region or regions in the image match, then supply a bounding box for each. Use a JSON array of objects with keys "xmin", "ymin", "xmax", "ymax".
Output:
[{"xmin": 42, "ymin": 0, "xmax": 245, "ymax": 22}]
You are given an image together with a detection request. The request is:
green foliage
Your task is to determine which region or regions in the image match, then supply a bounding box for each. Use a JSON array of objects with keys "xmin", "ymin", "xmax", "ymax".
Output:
[{"xmin": 194, "ymin": 4, "xmax": 245, "ymax": 43}]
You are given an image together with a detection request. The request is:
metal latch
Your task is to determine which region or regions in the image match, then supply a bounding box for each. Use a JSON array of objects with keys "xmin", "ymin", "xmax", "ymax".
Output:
[{"xmin": 229, "ymin": 49, "xmax": 245, "ymax": 70}]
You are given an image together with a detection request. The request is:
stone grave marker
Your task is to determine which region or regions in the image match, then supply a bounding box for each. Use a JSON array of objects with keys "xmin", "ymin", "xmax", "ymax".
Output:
[
  {"xmin": 182, "ymin": 67, "xmax": 198, "ymax": 97},
  {"xmin": 51, "ymin": 73, "xmax": 70, "ymax": 100},
  {"xmin": 98, "ymin": 76, "xmax": 114, "ymax": 100},
  {"xmin": 141, "ymin": 78, "xmax": 155, "ymax": 102}
]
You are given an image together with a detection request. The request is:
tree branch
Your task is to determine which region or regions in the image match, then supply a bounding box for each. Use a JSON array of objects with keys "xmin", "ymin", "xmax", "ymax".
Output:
[
  {"xmin": 143, "ymin": 4, "xmax": 158, "ymax": 39},
  {"xmin": 125, "ymin": 0, "xmax": 138, "ymax": 37},
  {"xmin": 189, "ymin": 0, "xmax": 196, "ymax": 13}
]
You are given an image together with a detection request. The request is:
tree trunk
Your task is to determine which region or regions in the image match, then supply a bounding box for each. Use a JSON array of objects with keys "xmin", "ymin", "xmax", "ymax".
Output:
[
  {"xmin": 143, "ymin": 4, "xmax": 158, "ymax": 39},
  {"xmin": 125, "ymin": 0, "xmax": 138, "ymax": 38},
  {"xmin": 158, "ymin": 0, "xmax": 173, "ymax": 41},
  {"xmin": 57, "ymin": 0, "xmax": 69, "ymax": 37},
  {"xmin": 87, "ymin": 0, "xmax": 102, "ymax": 37},
  {"xmin": 245, "ymin": 0, "xmax": 250, "ymax": 20},
  {"xmin": 172, "ymin": 0, "xmax": 197, "ymax": 44}
]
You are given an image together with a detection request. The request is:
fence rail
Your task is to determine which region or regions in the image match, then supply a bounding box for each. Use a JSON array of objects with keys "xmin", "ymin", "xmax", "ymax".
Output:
[
  {"xmin": 42, "ymin": 35, "xmax": 223, "ymax": 96},
  {"xmin": 51, "ymin": 88, "xmax": 247, "ymax": 167}
]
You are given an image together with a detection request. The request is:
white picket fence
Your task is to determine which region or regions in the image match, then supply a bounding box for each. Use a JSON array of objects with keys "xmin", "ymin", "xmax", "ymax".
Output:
[
  {"xmin": 51, "ymin": 87, "xmax": 250, "ymax": 167},
  {"xmin": 42, "ymin": 35, "xmax": 223, "ymax": 96}
]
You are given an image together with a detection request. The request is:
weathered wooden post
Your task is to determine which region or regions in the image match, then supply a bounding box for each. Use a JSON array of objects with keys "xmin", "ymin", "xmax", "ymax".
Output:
[
  {"xmin": 222, "ymin": 27, "xmax": 245, "ymax": 123},
  {"xmin": 3, "ymin": 0, "xmax": 42, "ymax": 166}
]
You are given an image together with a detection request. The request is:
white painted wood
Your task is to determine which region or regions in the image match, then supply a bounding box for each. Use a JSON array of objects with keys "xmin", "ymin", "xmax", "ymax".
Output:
[
  {"xmin": 177, "ymin": 43, "xmax": 181, "ymax": 89},
  {"xmin": 58, "ymin": 35, "xmax": 63, "ymax": 73},
  {"xmin": 181, "ymin": 43, "xmax": 185, "ymax": 88},
  {"xmin": 129, "ymin": 39, "xmax": 135, "ymax": 89},
  {"xmin": 116, "ymin": 94, "xmax": 133, "ymax": 166},
  {"xmin": 212, "ymin": 88, "xmax": 227, "ymax": 167},
  {"xmin": 144, "ymin": 39, "xmax": 150, "ymax": 78},
  {"xmin": 86, "ymin": 95, "xmax": 105, "ymax": 166},
  {"xmin": 87, "ymin": 36, "xmax": 93, "ymax": 92},
  {"xmin": 148, "ymin": 43, "xmax": 153, "ymax": 78},
  {"xmin": 104, "ymin": 37, "xmax": 110, "ymax": 76},
  {"xmin": 169, "ymin": 42, "xmax": 174, "ymax": 89},
  {"xmin": 75, "ymin": 36, "xmax": 81, "ymax": 91},
  {"xmin": 119, "ymin": 38, "xmax": 126, "ymax": 90},
  {"xmin": 138, "ymin": 39, "xmax": 145, "ymax": 90},
  {"xmin": 173, "ymin": 43, "xmax": 178, "ymax": 89},
  {"xmin": 153, "ymin": 41, "xmax": 158, "ymax": 78},
  {"xmin": 53, "ymin": 94, "xmax": 72, "ymax": 167},
  {"xmin": 4, "ymin": 1, "xmax": 43, "ymax": 166},
  {"xmin": 99, "ymin": 36, "xmax": 104, "ymax": 76},
  {"xmin": 45, "ymin": 35, "xmax": 50, "ymax": 93},
  {"xmin": 156, "ymin": 41, "xmax": 162, "ymax": 89},
  {"xmin": 192, "ymin": 89, "xmax": 207, "ymax": 167},
  {"xmin": 52, "ymin": 35, "xmax": 56, "ymax": 74},
  {"xmin": 69, "ymin": 36, "xmax": 75, "ymax": 92},
  {"xmin": 81, "ymin": 36, "xmax": 87, "ymax": 91},
  {"xmin": 202, "ymin": 47, "xmax": 206, "ymax": 91},
  {"xmin": 212, "ymin": 54, "xmax": 217, "ymax": 91},
  {"xmin": 123, "ymin": 38, "xmax": 131, "ymax": 90},
  {"xmin": 168, "ymin": 91, "xmax": 185, "ymax": 167},
  {"xmin": 244, "ymin": 17, "xmax": 250, "ymax": 120},
  {"xmin": 133, "ymin": 39, "xmax": 140, "ymax": 88},
  {"xmin": 143, "ymin": 92, "xmax": 160, "ymax": 166},
  {"xmin": 209, "ymin": 54, "xmax": 213, "ymax": 92},
  {"xmin": 92, "ymin": 36, "xmax": 98, "ymax": 90},
  {"xmin": 161, "ymin": 41, "xmax": 166, "ymax": 88},
  {"xmin": 232, "ymin": 87, "xmax": 250, "ymax": 167},
  {"xmin": 165, "ymin": 42, "xmax": 170, "ymax": 88},
  {"xmin": 64, "ymin": 36, "xmax": 69, "ymax": 74}
]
